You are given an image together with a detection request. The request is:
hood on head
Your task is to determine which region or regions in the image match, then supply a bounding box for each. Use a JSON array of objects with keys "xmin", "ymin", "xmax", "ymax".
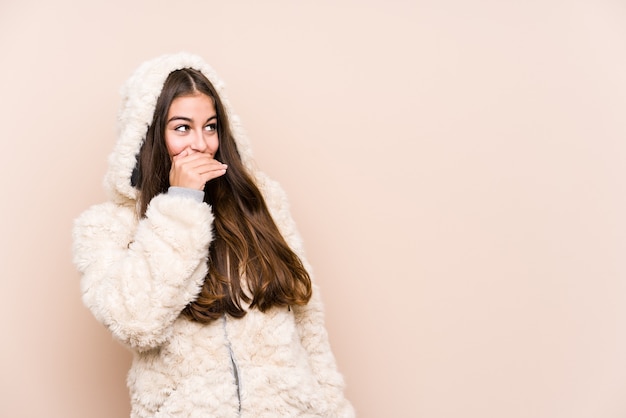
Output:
[{"xmin": 104, "ymin": 52, "xmax": 254, "ymax": 203}]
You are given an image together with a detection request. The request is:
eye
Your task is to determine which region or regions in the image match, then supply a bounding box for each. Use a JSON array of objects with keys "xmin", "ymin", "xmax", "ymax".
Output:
[
  {"xmin": 174, "ymin": 124, "xmax": 190, "ymax": 133},
  {"xmin": 204, "ymin": 123, "xmax": 217, "ymax": 132}
]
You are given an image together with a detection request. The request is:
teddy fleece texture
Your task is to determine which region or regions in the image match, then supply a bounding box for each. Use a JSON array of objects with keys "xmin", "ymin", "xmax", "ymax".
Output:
[{"xmin": 72, "ymin": 52, "xmax": 354, "ymax": 418}]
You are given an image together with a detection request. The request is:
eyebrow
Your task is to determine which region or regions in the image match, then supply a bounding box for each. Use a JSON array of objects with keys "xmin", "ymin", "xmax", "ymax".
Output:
[{"xmin": 167, "ymin": 115, "xmax": 217, "ymax": 124}]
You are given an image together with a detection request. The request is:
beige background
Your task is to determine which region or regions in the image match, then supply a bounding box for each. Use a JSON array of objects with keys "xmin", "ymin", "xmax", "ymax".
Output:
[{"xmin": 1, "ymin": 0, "xmax": 625, "ymax": 417}]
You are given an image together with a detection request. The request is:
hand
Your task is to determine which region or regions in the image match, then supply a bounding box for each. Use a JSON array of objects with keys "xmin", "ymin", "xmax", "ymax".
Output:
[{"xmin": 169, "ymin": 150, "xmax": 228, "ymax": 190}]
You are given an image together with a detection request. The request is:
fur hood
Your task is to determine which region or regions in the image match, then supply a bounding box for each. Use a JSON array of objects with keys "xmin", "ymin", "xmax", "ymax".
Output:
[{"xmin": 104, "ymin": 52, "xmax": 255, "ymax": 203}]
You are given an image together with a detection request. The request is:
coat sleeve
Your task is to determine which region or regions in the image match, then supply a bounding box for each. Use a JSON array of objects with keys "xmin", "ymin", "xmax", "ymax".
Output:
[
  {"xmin": 257, "ymin": 173, "xmax": 356, "ymax": 417},
  {"xmin": 72, "ymin": 194, "xmax": 213, "ymax": 351}
]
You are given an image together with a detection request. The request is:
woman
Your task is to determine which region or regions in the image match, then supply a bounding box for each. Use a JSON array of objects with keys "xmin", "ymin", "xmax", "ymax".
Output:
[{"xmin": 73, "ymin": 52, "xmax": 354, "ymax": 418}]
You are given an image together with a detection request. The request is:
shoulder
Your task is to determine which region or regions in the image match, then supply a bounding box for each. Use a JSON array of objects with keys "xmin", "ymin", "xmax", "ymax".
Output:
[
  {"xmin": 255, "ymin": 171, "xmax": 287, "ymax": 199},
  {"xmin": 74, "ymin": 201, "xmax": 136, "ymax": 231},
  {"xmin": 73, "ymin": 201, "xmax": 138, "ymax": 248},
  {"xmin": 254, "ymin": 172, "xmax": 291, "ymax": 223},
  {"xmin": 254, "ymin": 171, "xmax": 308, "ymax": 259}
]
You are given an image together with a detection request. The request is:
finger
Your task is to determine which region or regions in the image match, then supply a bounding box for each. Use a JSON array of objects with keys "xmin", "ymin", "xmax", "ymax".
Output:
[
  {"xmin": 170, "ymin": 160, "xmax": 227, "ymax": 187},
  {"xmin": 200, "ymin": 166, "xmax": 228, "ymax": 183},
  {"xmin": 171, "ymin": 154, "xmax": 219, "ymax": 172},
  {"xmin": 174, "ymin": 151, "xmax": 219, "ymax": 164},
  {"xmin": 194, "ymin": 161, "xmax": 228, "ymax": 175},
  {"xmin": 176, "ymin": 156, "xmax": 226, "ymax": 172},
  {"xmin": 172, "ymin": 149, "xmax": 189, "ymax": 161}
]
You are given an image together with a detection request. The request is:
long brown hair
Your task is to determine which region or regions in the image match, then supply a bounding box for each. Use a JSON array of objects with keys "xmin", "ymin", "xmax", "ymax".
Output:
[{"xmin": 133, "ymin": 68, "xmax": 312, "ymax": 323}]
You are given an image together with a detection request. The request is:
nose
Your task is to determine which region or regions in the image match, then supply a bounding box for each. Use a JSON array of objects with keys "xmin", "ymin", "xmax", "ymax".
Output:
[{"xmin": 190, "ymin": 128, "xmax": 208, "ymax": 152}]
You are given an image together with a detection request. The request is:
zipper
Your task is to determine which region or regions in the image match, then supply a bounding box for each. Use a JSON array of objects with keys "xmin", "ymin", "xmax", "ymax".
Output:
[{"xmin": 222, "ymin": 315, "xmax": 242, "ymax": 415}]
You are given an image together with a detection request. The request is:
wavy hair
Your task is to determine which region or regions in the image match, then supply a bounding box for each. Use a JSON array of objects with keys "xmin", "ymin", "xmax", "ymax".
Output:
[{"xmin": 132, "ymin": 68, "xmax": 312, "ymax": 323}]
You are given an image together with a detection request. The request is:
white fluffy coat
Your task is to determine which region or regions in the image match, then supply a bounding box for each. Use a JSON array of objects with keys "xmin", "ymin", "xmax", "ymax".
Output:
[{"xmin": 72, "ymin": 53, "xmax": 354, "ymax": 418}]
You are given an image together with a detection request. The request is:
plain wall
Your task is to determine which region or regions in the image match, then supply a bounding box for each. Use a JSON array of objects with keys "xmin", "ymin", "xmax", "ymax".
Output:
[{"xmin": 1, "ymin": 0, "xmax": 625, "ymax": 417}]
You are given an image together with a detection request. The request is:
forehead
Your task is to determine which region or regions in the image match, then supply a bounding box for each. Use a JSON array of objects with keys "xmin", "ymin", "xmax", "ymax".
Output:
[{"xmin": 168, "ymin": 93, "xmax": 215, "ymax": 116}]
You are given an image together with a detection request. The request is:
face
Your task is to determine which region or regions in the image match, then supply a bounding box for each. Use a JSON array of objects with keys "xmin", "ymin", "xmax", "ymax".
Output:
[{"xmin": 164, "ymin": 93, "xmax": 219, "ymax": 158}]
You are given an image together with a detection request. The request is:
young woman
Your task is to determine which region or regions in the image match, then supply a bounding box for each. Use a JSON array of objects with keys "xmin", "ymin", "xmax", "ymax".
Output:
[{"xmin": 73, "ymin": 53, "xmax": 354, "ymax": 418}]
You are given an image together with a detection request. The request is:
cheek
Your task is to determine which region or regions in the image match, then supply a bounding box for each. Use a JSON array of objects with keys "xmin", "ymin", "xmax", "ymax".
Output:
[
  {"xmin": 164, "ymin": 133, "xmax": 182, "ymax": 157},
  {"xmin": 209, "ymin": 135, "xmax": 220, "ymax": 153}
]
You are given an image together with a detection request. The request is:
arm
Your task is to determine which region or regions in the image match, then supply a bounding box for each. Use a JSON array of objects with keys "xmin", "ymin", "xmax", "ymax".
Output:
[
  {"xmin": 72, "ymin": 193, "xmax": 213, "ymax": 351},
  {"xmin": 257, "ymin": 173, "xmax": 355, "ymax": 417}
]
